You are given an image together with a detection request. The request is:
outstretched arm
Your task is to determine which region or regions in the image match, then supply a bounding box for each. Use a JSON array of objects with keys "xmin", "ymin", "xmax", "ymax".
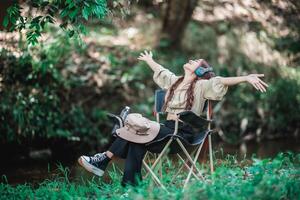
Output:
[
  {"xmin": 137, "ymin": 50, "xmax": 163, "ymax": 72},
  {"xmin": 137, "ymin": 50, "xmax": 179, "ymax": 89},
  {"xmin": 219, "ymin": 74, "xmax": 269, "ymax": 92}
]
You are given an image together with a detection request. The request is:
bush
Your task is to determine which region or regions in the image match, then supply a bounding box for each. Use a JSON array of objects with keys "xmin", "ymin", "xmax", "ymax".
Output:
[{"xmin": 0, "ymin": 36, "xmax": 108, "ymax": 146}]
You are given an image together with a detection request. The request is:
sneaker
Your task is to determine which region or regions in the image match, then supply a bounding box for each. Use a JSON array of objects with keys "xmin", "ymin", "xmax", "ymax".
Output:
[{"xmin": 78, "ymin": 152, "xmax": 111, "ymax": 177}]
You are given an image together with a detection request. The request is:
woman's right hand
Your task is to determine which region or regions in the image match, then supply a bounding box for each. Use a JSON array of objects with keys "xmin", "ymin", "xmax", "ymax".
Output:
[{"xmin": 138, "ymin": 50, "xmax": 153, "ymax": 62}]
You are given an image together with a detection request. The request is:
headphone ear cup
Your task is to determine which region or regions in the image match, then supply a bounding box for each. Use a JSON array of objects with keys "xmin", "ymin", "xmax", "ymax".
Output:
[
  {"xmin": 195, "ymin": 66, "xmax": 214, "ymax": 77},
  {"xmin": 194, "ymin": 67, "xmax": 203, "ymax": 77}
]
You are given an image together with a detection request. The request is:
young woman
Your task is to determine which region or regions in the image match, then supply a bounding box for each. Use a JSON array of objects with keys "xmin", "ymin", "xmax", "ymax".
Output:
[{"xmin": 78, "ymin": 50, "xmax": 268, "ymax": 186}]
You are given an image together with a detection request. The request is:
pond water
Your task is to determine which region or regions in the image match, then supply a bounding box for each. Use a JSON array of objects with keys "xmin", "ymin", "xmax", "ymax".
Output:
[{"xmin": 1, "ymin": 138, "xmax": 299, "ymax": 185}]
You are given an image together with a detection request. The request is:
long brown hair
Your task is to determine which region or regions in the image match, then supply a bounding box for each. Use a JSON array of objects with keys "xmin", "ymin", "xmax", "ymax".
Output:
[{"xmin": 162, "ymin": 63, "xmax": 215, "ymax": 112}]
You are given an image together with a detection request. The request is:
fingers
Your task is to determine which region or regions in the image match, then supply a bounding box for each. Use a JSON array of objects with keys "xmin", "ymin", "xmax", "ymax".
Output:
[
  {"xmin": 255, "ymin": 76, "xmax": 268, "ymax": 92},
  {"xmin": 249, "ymin": 78, "xmax": 266, "ymax": 92},
  {"xmin": 253, "ymin": 81, "xmax": 267, "ymax": 92},
  {"xmin": 138, "ymin": 52, "xmax": 145, "ymax": 60},
  {"xmin": 139, "ymin": 52, "xmax": 145, "ymax": 57},
  {"xmin": 256, "ymin": 82, "xmax": 266, "ymax": 92},
  {"xmin": 143, "ymin": 50, "xmax": 152, "ymax": 56},
  {"xmin": 258, "ymin": 79, "xmax": 269, "ymax": 87},
  {"xmin": 252, "ymin": 82, "xmax": 263, "ymax": 92},
  {"xmin": 251, "ymin": 82, "xmax": 260, "ymax": 91},
  {"xmin": 138, "ymin": 50, "xmax": 153, "ymax": 60},
  {"xmin": 255, "ymin": 74, "xmax": 264, "ymax": 77},
  {"xmin": 140, "ymin": 50, "xmax": 152, "ymax": 56},
  {"xmin": 249, "ymin": 74, "xmax": 269, "ymax": 92}
]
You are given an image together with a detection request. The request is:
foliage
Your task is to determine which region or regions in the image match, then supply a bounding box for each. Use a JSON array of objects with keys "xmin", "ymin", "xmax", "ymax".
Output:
[
  {"xmin": 1, "ymin": 0, "xmax": 300, "ymax": 147},
  {"xmin": 2, "ymin": 0, "xmax": 138, "ymax": 45},
  {"xmin": 218, "ymin": 66, "xmax": 300, "ymax": 142},
  {"xmin": 263, "ymin": 77, "xmax": 300, "ymax": 133},
  {"xmin": 0, "ymin": 33, "xmax": 109, "ymax": 145},
  {"xmin": 0, "ymin": 152, "xmax": 299, "ymax": 199},
  {"xmin": 3, "ymin": 0, "xmax": 108, "ymax": 45}
]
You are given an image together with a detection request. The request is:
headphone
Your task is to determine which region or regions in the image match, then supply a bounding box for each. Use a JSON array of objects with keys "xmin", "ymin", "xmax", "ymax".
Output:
[{"xmin": 194, "ymin": 60, "xmax": 214, "ymax": 77}]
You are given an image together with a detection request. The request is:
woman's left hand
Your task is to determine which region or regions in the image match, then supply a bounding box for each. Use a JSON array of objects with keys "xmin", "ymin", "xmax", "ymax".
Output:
[{"xmin": 246, "ymin": 74, "xmax": 269, "ymax": 92}]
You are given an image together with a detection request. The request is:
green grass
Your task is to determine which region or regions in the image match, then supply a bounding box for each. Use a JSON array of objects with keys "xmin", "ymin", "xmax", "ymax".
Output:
[{"xmin": 1, "ymin": 152, "xmax": 299, "ymax": 200}]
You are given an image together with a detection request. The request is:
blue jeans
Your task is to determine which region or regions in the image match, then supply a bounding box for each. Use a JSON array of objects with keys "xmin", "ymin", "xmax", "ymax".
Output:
[{"xmin": 108, "ymin": 120, "xmax": 195, "ymax": 186}]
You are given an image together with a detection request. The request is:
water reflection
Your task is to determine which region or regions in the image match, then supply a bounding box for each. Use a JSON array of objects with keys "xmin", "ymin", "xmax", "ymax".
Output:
[{"xmin": 214, "ymin": 138, "xmax": 299, "ymax": 159}]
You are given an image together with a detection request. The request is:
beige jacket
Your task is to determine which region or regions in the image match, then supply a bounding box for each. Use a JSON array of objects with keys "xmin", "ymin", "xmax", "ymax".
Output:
[{"xmin": 153, "ymin": 65, "xmax": 228, "ymax": 116}]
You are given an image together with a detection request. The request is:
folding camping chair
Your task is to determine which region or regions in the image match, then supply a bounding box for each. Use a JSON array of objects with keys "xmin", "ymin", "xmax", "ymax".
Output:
[{"xmin": 142, "ymin": 89, "xmax": 216, "ymax": 190}]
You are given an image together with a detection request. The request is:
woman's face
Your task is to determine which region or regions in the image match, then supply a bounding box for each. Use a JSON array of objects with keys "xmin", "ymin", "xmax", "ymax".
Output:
[{"xmin": 183, "ymin": 59, "xmax": 204, "ymax": 74}]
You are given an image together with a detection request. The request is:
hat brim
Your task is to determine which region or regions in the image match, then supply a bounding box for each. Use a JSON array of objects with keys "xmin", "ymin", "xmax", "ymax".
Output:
[{"xmin": 116, "ymin": 120, "xmax": 160, "ymax": 144}]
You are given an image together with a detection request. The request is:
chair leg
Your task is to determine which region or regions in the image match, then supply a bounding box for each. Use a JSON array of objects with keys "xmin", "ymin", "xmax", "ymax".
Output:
[
  {"xmin": 144, "ymin": 138, "xmax": 173, "ymax": 179},
  {"xmin": 156, "ymin": 113, "xmax": 163, "ymax": 177},
  {"xmin": 143, "ymin": 154, "xmax": 161, "ymax": 179},
  {"xmin": 143, "ymin": 160, "xmax": 168, "ymax": 192},
  {"xmin": 142, "ymin": 151, "xmax": 150, "ymax": 175},
  {"xmin": 208, "ymin": 134, "xmax": 214, "ymax": 174},
  {"xmin": 176, "ymin": 138, "xmax": 205, "ymax": 180},
  {"xmin": 170, "ymin": 158, "xmax": 186, "ymax": 183},
  {"xmin": 183, "ymin": 134, "xmax": 208, "ymax": 189},
  {"xmin": 143, "ymin": 119, "xmax": 178, "ymax": 179},
  {"xmin": 170, "ymin": 149, "xmax": 198, "ymax": 183},
  {"xmin": 143, "ymin": 152, "xmax": 155, "ymax": 178},
  {"xmin": 159, "ymin": 159, "xmax": 163, "ymax": 178},
  {"xmin": 176, "ymin": 154, "xmax": 200, "ymax": 180},
  {"xmin": 147, "ymin": 152, "xmax": 153, "ymax": 166}
]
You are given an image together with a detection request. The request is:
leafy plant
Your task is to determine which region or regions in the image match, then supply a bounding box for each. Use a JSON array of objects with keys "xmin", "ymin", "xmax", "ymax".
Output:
[
  {"xmin": 0, "ymin": 35, "xmax": 109, "ymax": 144},
  {"xmin": 0, "ymin": 152, "xmax": 299, "ymax": 199},
  {"xmin": 2, "ymin": 0, "xmax": 139, "ymax": 45}
]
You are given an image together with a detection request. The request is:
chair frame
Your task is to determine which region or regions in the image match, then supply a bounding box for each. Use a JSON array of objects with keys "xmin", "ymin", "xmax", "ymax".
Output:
[{"xmin": 142, "ymin": 89, "xmax": 215, "ymax": 191}]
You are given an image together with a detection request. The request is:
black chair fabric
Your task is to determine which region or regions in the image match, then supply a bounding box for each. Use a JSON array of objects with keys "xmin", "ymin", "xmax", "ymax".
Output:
[{"xmin": 178, "ymin": 111, "xmax": 212, "ymax": 132}]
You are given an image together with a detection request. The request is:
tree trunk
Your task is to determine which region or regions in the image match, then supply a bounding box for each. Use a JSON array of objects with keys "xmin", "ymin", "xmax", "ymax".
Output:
[{"xmin": 160, "ymin": 0, "xmax": 198, "ymax": 49}]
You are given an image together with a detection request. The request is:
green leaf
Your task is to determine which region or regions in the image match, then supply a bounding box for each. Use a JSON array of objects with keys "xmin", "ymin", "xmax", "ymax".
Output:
[
  {"xmin": 69, "ymin": 8, "xmax": 79, "ymax": 19},
  {"xmin": 60, "ymin": 9, "xmax": 69, "ymax": 18},
  {"xmin": 82, "ymin": 7, "xmax": 89, "ymax": 20},
  {"xmin": 78, "ymin": 24, "xmax": 87, "ymax": 35},
  {"xmin": 2, "ymin": 15, "xmax": 9, "ymax": 27},
  {"xmin": 41, "ymin": 1, "xmax": 49, "ymax": 7},
  {"xmin": 68, "ymin": 30, "xmax": 75, "ymax": 37}
]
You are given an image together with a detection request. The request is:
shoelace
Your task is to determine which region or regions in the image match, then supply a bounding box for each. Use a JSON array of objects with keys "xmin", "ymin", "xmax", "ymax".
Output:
[{"xmin": 90, "ymin": 153, "xmax": 106, "ymax": 163}]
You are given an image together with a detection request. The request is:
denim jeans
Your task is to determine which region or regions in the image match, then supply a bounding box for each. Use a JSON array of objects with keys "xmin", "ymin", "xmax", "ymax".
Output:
[{"xmin": 108, "ymin": 120, "xmax": 195, "ymax": 186}]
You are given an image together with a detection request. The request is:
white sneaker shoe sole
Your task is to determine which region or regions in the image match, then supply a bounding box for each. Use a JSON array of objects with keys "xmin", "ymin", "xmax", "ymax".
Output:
[{"xmin": 78, "ymin": 156, "xmax": 104, "ymax": 177}]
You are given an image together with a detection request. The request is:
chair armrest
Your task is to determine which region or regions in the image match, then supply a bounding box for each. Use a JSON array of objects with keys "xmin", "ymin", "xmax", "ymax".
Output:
[{"xmin": 107, "ymin": 113, "xmax": 124, "ymax": 136}]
